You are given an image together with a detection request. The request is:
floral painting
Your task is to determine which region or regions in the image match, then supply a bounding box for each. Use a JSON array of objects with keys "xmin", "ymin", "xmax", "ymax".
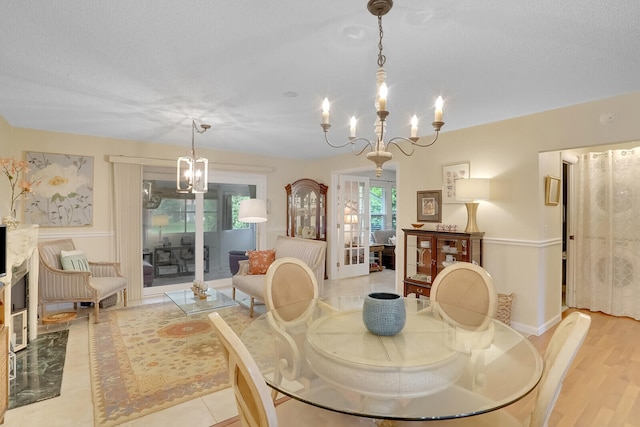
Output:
[{"xmin": 25, "ymin": 152, "xmax": 94, "ymax": 226}]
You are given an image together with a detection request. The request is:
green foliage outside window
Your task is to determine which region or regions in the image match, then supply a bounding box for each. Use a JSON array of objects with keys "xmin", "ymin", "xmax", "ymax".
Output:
[
  {"xmin": 232, "ymin": 195, "xmax": 250, "ymax": 229},
  {"xmin": 370, "ymin": 185, "xmax": 396, "ymax": 231},
  {"xmin": 145, "ymin": 181, "xmax": 256, "ymax": 234}
]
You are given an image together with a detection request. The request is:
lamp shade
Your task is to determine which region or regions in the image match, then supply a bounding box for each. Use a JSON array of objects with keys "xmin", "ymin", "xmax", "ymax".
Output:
[
  {"xmin": 238, "ymin": 199, "xmax": 268, "ymax": 223},
  {"xmin": 456, "ymin": 178, "xmax": 491, "ymax": 202},
  {"xmin": 151, "ymin": 214, "xmax": 169, "ymax": 228}
]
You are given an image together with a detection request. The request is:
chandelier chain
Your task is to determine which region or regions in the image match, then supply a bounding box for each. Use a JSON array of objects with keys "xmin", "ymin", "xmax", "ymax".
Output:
[{"xmin": 377, "ymin": 14, "xmax": 386, "ymax": 68}]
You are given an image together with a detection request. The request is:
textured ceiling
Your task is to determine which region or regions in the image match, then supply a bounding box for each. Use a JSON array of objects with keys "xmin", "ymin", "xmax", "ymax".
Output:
[{"xmin": 1, "ymin": 0, "xmax": 639, "ymax": 160}]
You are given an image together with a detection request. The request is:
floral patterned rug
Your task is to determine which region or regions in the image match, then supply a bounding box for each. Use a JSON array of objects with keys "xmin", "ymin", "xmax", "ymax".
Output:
[{"xmin": 89, "ymin": 302, "xmax": 254, "ymax": 426}]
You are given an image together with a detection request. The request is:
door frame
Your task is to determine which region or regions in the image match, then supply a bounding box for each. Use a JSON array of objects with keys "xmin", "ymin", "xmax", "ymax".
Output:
[
  {"xmin": 562, "ymin": 154, "xmax": 578, "ymax": 307},
  {"xmin": 329, "ymin": 163, "xmax": 399, "ymax": 280}
]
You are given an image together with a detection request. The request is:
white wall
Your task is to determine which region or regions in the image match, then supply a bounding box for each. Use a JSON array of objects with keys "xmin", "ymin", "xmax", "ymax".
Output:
[
  {"xmin": 394, "ymin": 91, "xmax": 640, "ymax": 334},
  {"xmin": 2, "ymin": 91, "xmax": 640, "ymax": 333}
]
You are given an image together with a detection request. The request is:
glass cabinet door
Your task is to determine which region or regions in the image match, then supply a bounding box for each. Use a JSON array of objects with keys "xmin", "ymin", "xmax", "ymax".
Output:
[
  {"xmin": 435, "ymin": 236, "xmax": 470, "ymax": 276},
  {"xmin": 11, "ymin": 309, "xmax": 27, "ymax": 351},
  {"xmin": 318, "ymin": 192, "xmax": 326, "ymax": 239},
  {"xmin": 285, "ymin": 178, "xmax": 328, "ymax": 241},
  {"xmin": 406, "ymin": 234, "xmax": 433, "ymax": 284}
]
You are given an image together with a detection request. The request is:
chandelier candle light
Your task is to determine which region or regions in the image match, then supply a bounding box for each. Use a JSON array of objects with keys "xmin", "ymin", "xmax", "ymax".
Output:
[
  {"xmin": 321, "ymin": 0, "xmax": 445, "ymax": 177},
  {"xmin": 177, "ymin": 119, "xmax": 211, "ymax": 193}
]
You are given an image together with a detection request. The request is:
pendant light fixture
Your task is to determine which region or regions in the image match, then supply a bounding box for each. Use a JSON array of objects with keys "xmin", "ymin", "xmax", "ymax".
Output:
[
  {"xmin": 321, "ymin": 0, "xmax": 445, "ymax": 177},
  {"xmin": 177, "ymin": 119, "xmax": 210, "ymax": 193}
]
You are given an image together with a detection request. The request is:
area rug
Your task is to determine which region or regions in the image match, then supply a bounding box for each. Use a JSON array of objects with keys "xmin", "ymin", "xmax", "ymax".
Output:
[
  {"xmin": 89, "ymin": 302, "xmax": 254, "ymax": 426},
  {"xmin": 9, "ymin": 330, "xmax": 69, "ymax": 409}
]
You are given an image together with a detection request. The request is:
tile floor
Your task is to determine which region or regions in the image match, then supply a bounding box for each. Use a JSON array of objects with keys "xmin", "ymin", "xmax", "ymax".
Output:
[{"xmin": 4, "ymin": 269, "xmax": 397, "ymax": 426}]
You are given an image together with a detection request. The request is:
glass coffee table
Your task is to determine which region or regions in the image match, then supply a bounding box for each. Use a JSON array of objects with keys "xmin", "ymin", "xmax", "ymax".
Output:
[
  {"xmin": 164, "ymin": 288, "xmax": 238, "ymax": 316},
  {"xmin": 163, "ymin": 288, "xmax": 238, "ymax": 348}
]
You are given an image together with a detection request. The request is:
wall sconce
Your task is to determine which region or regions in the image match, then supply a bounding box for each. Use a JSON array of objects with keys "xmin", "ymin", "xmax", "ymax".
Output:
[
  {"xmin": 455, "ymin": 178, "xmax": 491, "ymax": 233},
  {"xmin": 177, "ymin": 119, "xmax": 210, "ymax": 193}
]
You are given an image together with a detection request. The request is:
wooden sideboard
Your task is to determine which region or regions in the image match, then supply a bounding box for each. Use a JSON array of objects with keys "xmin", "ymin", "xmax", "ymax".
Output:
[{"xmin": 403, "ymin": 228, "xmax": 483, "ymax": 298}]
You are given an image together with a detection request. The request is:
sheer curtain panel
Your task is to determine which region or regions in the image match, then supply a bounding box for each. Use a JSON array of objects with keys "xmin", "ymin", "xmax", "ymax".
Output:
[{"xmin": 575, "ymin": 148, "xmax": 640, "ymax": 320}]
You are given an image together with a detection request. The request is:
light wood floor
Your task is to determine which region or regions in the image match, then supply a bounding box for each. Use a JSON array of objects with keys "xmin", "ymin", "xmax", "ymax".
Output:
[{"xmin": 529, "ymin": 308, "xmax": 640, "ymax": 427}]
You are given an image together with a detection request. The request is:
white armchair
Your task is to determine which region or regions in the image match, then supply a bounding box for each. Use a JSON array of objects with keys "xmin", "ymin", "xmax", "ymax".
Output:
[{"xmin": 38, "ymin": 239, "xmax": 128, "ymax": 323}]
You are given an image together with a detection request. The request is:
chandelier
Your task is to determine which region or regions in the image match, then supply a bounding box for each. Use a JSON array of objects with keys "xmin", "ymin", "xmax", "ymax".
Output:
[
  {"xmin": 321, "ymin": 0, "xmax": 444, "ymax": 177},
  {"xmin": 177, "ymin": 119, "xmax": 210, "ymax": 193}
]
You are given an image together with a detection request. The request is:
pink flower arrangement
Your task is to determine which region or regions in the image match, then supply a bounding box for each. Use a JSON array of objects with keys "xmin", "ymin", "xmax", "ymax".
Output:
[{"xmin": 1, "ymin": 157, "xmax": 40, "ymax": 216}]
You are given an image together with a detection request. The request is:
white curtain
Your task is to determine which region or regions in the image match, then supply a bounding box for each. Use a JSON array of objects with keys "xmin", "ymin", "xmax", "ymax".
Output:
[
  {"xmin": 112, "ymin": 162, "xmax": 143, "ymax": 301},
  {"xmin": 574, "ymin": 148, "xmax": 640, "ymax": 320}
]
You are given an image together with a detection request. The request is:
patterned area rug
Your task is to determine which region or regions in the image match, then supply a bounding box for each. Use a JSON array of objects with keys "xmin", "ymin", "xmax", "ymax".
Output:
[{"xmin": 89, "ymin": 302, "xmax": 254, "ymax": 426}]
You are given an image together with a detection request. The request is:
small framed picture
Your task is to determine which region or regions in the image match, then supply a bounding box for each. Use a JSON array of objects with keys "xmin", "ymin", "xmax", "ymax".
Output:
[
  {"xmin": 545, "ymin": 175, "xmax": 561, "ymax": 206},
  {"xmin": 417, "ymin": 190, "xmax": 442, "ymax": 222},
  {"xmin": 442, "ymin": 162, "xmax": 470, "ymax": 203}
]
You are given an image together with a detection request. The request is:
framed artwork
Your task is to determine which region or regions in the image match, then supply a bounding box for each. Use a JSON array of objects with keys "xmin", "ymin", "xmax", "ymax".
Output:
[
  {"xmin": 545, "ymin": 175, "xmax": 561, "ymax": 206},
  {"xmin": 442, "ymin": 162, "xmax": 470, "ymax": 203},
  {"xmin": 417, "ymin": 190, "xmax": 442, "ymax": 223},
  {"xmin": 25, "ymin": 152, "xmax": 94, "ymax": 227}
]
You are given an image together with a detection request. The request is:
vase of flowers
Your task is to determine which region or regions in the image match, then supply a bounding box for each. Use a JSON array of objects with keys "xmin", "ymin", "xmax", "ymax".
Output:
[{"xmin": 1, "ymin": 157, "xmax": 40, "ymax": 229}]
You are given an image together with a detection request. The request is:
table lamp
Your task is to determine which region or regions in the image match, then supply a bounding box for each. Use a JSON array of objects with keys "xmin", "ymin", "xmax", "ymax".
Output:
[
  {"xmin": 238, "ymin": 199, "xmax": 268, "ymax": 250},
  {"xmin": 455, "ymin": 178, "xmax": 490, "ymax": 233},
  {"xmin": 151, "ymin": 214, "xmax": 169, "ymax": 246}
]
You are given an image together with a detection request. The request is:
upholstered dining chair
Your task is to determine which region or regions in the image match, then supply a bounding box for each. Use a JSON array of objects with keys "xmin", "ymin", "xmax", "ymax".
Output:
[
  {"xmin": 263, "ymin": 257, "xmax": 322, "ymax": 398},
  {"xmin": 429, "ymin": 262, "xmax": 498, "ymax": 351},
  {"xmin": 430, "ymin": 262, "xmax": 498, "ymax": 319},
  {"xmin": 264, "ymin": 257, "xmax": 319, "ymax": 324},
  {"xmin": 394, "ymin": 311, "xmax": 592, "ymax": 427},
  {"xmin": 38, "ymin": 239, "xmax": 128, "ymax": 323},
  {"xmin": 208, "ymin": 312, "xmax": 376, "ymax": 427}
]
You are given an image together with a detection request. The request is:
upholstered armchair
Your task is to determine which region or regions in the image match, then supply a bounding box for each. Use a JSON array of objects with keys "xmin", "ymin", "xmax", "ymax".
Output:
[{"xmin": 38, "ymin": 239, "xmax": 128, "ymax": 323}]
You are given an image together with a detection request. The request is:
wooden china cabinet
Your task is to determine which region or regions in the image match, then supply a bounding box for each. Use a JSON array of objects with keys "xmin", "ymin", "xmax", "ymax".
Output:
[
  {"xmin": 403, "ymin": 228, "xmax": 484, "ymax": 298},
  {"xmin": 286, "ymin": 179, "xmax": 328, "ymax": 278},
  {"xmin": 285, "ymin": 178, "xmax": 328, "ymax": 241}
]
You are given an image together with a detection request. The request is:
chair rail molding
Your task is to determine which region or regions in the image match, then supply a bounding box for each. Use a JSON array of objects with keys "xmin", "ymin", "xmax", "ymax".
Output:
[{"xmin": 483, "ymin": 236, "xmax": 563, "ymax": 248}]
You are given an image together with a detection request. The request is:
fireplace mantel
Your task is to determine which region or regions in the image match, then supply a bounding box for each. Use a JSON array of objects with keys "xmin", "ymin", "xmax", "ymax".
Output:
[{"xmin": 2, "ymin": 225, "xmax": 39, "ymax": 343}]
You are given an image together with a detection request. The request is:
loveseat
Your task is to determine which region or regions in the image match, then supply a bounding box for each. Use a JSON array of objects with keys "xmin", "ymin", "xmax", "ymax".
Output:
[
  {"xmin": 231, "ymin": 235, "xmax": 326, "ymax": 317},
  {"xmin": 372, "ymin": 229, "xmax": 396, "ymax": 245}
]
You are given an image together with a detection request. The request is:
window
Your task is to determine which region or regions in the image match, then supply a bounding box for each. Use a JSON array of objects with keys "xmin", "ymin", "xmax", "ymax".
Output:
[
  {"xmin": 151, "ymin": 197, "xmax": 218, "ymax": 234},
  {"xmin": 370, "ymin": 186, "xmax": 385, "ymax": 231},
  {"xmin": 370, "ymin": 183, "xmax": 396, "ymax": 232},
  {"xmin": 143, "ymin": 179, "xmax": 256, "ymax": 248},
  {"xmin": 228, "ymin": 194, "xmax": 250, "ymax": 230}
]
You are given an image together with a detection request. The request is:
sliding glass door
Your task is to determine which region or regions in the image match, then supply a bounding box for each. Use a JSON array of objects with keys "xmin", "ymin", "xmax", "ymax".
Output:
[{"xmin": 142, "ymin": 168, "xmax": 265, "ymax": 289}]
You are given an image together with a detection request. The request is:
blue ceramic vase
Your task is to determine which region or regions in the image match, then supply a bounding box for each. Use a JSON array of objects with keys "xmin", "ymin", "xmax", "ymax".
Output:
[{"xmin": 362, "ymin": 292, "xmax": 406, "ymax": 336}]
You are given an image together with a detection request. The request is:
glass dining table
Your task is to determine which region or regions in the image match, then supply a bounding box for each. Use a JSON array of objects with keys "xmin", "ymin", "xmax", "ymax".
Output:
[{"xmin": 239, "ymin": 296, "xmax": 543, "ymax": 422}]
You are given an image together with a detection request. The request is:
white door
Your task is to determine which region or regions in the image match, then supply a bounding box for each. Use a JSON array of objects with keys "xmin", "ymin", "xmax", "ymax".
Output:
[{"xmin": 338, "ymin": 175, "xmax": 370, "ymax": 278}]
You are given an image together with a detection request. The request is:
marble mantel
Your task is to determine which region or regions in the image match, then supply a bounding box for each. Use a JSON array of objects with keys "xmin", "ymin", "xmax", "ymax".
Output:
[{"xmin": 2, "ymin": 225, "xmax": 39, "ymax": 343}]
